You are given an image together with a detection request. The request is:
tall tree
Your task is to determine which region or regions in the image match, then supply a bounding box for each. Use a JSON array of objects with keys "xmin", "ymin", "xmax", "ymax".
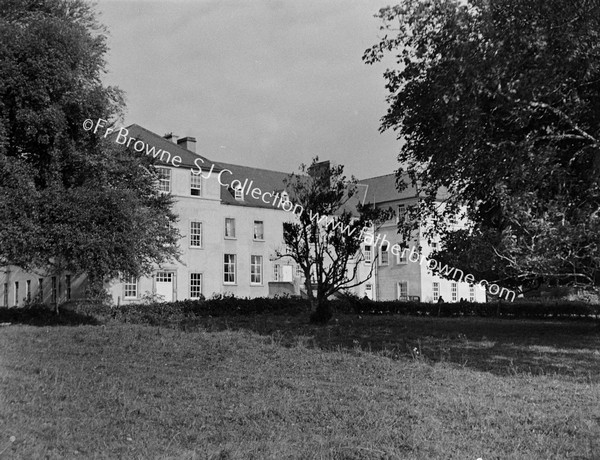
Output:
[
  {"xmin": 277, "ymin": 159, "xmax": 392, "ymax": 324},
  {"xmin": 365, "ymin": 0, "xmax": 600, "ymax": 294},
  {"xmin": 0, "ymin": 0, "xmax": 179, "ymax": 300}
]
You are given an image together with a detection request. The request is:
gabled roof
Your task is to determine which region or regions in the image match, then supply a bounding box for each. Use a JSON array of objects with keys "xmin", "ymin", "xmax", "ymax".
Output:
[
  {"xmin": 124, "ymin": 124, "xmax": 221, "ymax": 171},
  {"xmin": 358, "ymin": 173, "xmax": 418, "ymax": 206},
  {"xmin": 216, "ymin": 162, "xmax": 294, "ymax": 209}
]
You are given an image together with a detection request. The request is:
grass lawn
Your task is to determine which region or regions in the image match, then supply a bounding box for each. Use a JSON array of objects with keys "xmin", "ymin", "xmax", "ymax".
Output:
[{"xmin": 0, "ymin": 315, "xmax": 599, "ymax": 459}]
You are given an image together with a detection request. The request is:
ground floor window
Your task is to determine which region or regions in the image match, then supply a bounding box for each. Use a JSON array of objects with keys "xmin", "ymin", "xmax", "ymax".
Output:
[
  {"xmin": 2, "ymin": 283, "xmax": 7, "ymax": 307},
  {"xmin": 469, "ymin": 284, "xmax": 475, "ymax": 302},
  {"xmin": 65, "ymin": 275, "xmax": 71, "ymax": 301},
  {"xmin": 14, "ymin": 281, "xmax": 19, "ymax": 306},
  {"xmin": 451, "ymin": 282, "xmax": 458, "ymax": 302},
  {"xmin": 250, "ymin": 255, "xmax": 262, "ymax": 285},
  {"xmin": 124, "ymin": 275, "xmax": 138, "ymax": 299},
  {"xmin": 51, "ymin": 277, "xmax": 57, "ymax": 304},
  {"xmin": 433, "ymin": 282, "xmax": 440, "ymax": 302},
  {"xmin": 397, "ymin": 281, "xmax": 408, "ymax": 300},
  {"xmin": 224, "ymin": 254, "xmax": 236, "ymax": 284},
  {"xmin": 37, "ymin": 279, "xmax": 43, "ymax": 303},
  {"xmin": 190, "ymin": 273, "xmax": 202, "ymax": 298},
  {"xmin": 273, "ymin": 263, "xmax": 281, "ymax": 282}
]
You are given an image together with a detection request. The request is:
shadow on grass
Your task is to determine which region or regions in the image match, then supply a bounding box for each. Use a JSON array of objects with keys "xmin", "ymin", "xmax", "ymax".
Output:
[
  {"xmin": 0, "ymin": 305, "xmax": 101, "ymax": 327},
  {"xmin": 180, "ymin": 314, "xmax": 600, "ymax": 382}
]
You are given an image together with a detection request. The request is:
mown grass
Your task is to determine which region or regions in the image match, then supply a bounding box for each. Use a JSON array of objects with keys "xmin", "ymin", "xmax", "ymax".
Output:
[
  {"xmin": 182, "ymin": 314, "xmax": 600, "ymax": 383},
  {"xmin": 0, "ymin": 317, "xmax": 599, "ymax": 459}
]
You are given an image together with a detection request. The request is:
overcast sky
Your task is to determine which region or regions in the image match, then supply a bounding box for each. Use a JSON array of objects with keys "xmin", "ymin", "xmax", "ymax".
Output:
[{"xmin": 96, "ymin": 0, "xmax": 400, "ymax": 179}]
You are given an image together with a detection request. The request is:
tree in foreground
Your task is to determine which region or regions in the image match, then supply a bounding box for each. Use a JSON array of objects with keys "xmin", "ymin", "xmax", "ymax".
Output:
[
  {"xmin": 365, "ymin": 0, "xmax": 600, "ymax": 296},
  {"xmin": 276, "ymin": 159, "xmax": 392, "ymax": 324},
  {"xmin": 0, "ymin": 0, "xmax": 179, "ymax": 304}
]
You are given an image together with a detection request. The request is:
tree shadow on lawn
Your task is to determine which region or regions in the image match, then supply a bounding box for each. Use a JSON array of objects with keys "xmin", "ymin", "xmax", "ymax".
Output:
[
  {"xmin": 183, "ymin": 314, "xmax": 600, "ymax": 382},
  {"xmin": 0, "ymin": 305, "xmax": 100, "ymax": 327}
]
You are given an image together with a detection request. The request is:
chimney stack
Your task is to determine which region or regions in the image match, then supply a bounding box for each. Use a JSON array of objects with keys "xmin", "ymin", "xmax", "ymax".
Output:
[
  {"xmin": 177, "ymin": 136, "xmax": 197, "ymax": 153},
  {"xmin": 164, "ymin": 132, "xmax": 179, "ymax": 144}
]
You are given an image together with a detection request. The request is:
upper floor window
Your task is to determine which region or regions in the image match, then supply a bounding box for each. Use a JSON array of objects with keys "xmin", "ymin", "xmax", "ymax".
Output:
[
  {"xmin": 380, "ymin": 243, "xmax": 389, "ymax": 266},
  {"xmin": 364, "ymin": 245, "xmax": 372, "ymax": 264},
  {"xmin": 190, "ymin": 221, "xmax": 203, "ymax": 248},
  {"xmin": 225, "ymin": 218, "xmax": 236, "ymax": 238},
  {"xmin": 157, "ymin": 167, "xmax": 171, "ymax": 193},
  {"xmin": 397, "ymin": 204, "xmax": 407, "ymax": 224},
  {"xmin": 190, "ymin": 172, "xmax": 202, "ymax": 196},
  {"xmin": 397, "ymin": 243, "xmax": 408, "ymax": 264},
  {"xmin": 253, "ymin": 220, "xmax": 264, "ymax": 240},
  {"xmin": 234, "ymin": 185, "xmax": 243, "ymax": 200}
]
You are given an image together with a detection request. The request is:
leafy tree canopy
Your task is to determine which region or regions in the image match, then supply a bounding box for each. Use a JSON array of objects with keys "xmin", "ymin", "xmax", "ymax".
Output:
[
  {"xmin": 0, "ymin": 0, "xmax": 179, "ymax": 290},
  {"xmin": 365, "ymin": 0, "xmax": 600, "ymax": 292}
]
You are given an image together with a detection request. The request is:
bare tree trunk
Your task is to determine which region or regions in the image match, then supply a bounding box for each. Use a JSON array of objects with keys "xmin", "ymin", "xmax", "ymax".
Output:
[{"xmin": 309, "ymin": 295, "xmax": 332, "ymax": 325}]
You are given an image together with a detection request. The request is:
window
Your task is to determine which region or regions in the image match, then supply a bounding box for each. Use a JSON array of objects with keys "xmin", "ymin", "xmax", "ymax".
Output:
[
  {"xmin": 13, "ymin": 282, "xmax": 19, "ymax": 306},
  {"xmin": 397, "ymin": 281, "xmax": 408, "ymax": 300},
  {"xmin": 234, "ymin": 185, "xmax": 243, "ymax": 200},
  {"xmin": 433, "ymin": 282, "xmax": 440, "ymax": 302},
  {"xmin": 26, "ymin": 280, "xmax": 31, "ymax": 303},
  {"xmin": 451, "ymin": 282, "xmax": 458, "ymax": 302},
  {"xmin": 364, "ymin": 245, "xmax": 372, "ymax": 263},
  {"xmin": 250, "ymin": 255, "xmax": 263, "ymax": 284},
  {"xmin": 224, "ymin": 254, "xmax": 236, "ymax": 284},
  {"xmin": 190, "ymin": 172, "xmax": 202, "ymax": 196},
  {"xmin": 38, "ymin": 279, "xmax": 43, "ymax": 302},
  {"xmin": 273, "ymin": 264, "xmax": 281, "ymax": 281},
  {"xmin": 253, "ymin": 220, "xmax": 264, "ymax": 240},
  {"xmin": 156, "ymin": 167, "xmax": 171, "ymax": 192},
  {"xmin": 225, "ymin": 218, "xmax": 236, "ymax": 238},
  {"xmin": 124, "ymin": 275, "xmax": 138, "ymax": 299},
  {"xmin": 310, "ymin": 267, "xmax": 317, "ymax": 283},
  {"xmin": 431, "ymin": 241, "xmax": 438, "ymax": 251},
  {"xmin": 397, "ymin": 204, "xmax": 407, "ymax": 223},
  {"xmin": 190, "ymin": 222, "xmax": 203, "ymax": 247},
  {"xmin": 380, "ymin": 243, "xmax": 389, "ymax": 265},
  {"xmin": 65, "ymin": 275, "xmax": 71, "ymax": 301},
  {"xmin": 397, "ymin": 245, "xmax": 408, "ymax": 264},
  {"xmin": 469, "ymin": 284, "xmax": 475, "ymax": 302},
  {"xmin": 156, "ymin": 272, "xmax": 172, "ymax": 283},
  {"xmin": 2, "ymin": 283, "xmax": 7, "ymax": 307},
  {"xmin": 190, "ymin": 273, "xmax": 203, "ymax": 298},
  {"xmin": 296, "ymin": 265, "xmax": 304, "ymax": 278}
]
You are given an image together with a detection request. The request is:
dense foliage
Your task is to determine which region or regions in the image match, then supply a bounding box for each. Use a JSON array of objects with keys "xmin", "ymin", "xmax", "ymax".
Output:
[
  {"xmin": 0, "ymin": 0, "xmax": 180, "ymax": 291},
  {"xmin": 364, "ymin": 0, "xmax": 600, "ymax": 294}
]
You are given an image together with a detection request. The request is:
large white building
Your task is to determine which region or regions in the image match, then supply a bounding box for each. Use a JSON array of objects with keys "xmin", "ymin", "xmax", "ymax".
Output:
[{"xmin": 0, "ymin": 125, "xmax": 486, "ymax": 307}]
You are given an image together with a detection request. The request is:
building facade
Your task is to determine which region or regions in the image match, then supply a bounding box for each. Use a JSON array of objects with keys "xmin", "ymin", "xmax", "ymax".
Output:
[{"xmin": 0, "ymin": 124, "xmax": 485, "ymax": 307}]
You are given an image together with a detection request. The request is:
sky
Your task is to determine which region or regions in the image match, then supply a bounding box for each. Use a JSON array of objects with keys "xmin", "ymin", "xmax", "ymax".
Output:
[{"xmin": 96, "ymin": 0, "xmax": 401, "ymax": 179}]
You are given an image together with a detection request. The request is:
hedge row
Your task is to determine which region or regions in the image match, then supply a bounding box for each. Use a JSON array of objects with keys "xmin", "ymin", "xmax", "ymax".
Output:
[{"xmin": 93, "ymin": 296, "xmax": 600, "ymax": 326}]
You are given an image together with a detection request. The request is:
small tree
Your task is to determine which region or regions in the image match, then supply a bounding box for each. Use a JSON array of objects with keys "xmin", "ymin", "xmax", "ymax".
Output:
[{"xmin": 276, "ymin": 158, "xmax": 392, "ymax": 324}]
